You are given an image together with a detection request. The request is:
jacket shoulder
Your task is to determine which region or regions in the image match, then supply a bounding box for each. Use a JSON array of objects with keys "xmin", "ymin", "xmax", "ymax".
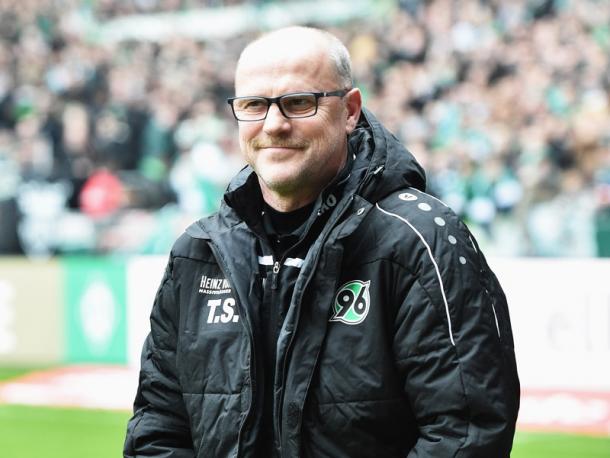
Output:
[
  {"xmin": 376, "ymin": 188, "xmax": 466, "ymax": 239},
  {"xmin": 169, "ymin": 218, "xmax": 215, "ymax": 262},
  {"xmin": 374, "ymin": 188, "xmax": 484, "ymax": 274}
]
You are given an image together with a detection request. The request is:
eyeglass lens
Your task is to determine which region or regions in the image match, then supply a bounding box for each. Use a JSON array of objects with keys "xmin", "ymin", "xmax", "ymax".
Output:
[{"xmin": 233, "ymin": 93, "xmax": 317, "ymax": 120}]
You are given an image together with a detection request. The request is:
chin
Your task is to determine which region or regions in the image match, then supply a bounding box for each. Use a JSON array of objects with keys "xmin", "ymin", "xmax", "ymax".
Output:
[
  {"xmin": 260, "ymin": 167, "xmax": 309, "ymax": 192},
  {"xmin": 259, "ymin": 165, "xmax": 301, "ymax": 186},
  {"xmin": 263, "ymin": 175, "xmax": 300, "ymax": 192}
]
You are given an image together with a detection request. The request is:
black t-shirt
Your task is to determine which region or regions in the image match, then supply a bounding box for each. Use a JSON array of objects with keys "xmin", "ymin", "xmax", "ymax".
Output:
[
  {"xmin": 257, "ymin": 202, "xmax": 314, "ymax": 457},
  {"xmin": 262, "ymin": 201, "xmax": 314, "ymax": 257}
]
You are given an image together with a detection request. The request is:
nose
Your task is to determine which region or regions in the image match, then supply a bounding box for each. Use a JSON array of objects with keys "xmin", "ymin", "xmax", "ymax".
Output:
[{"xmin": 263, "ymin": 103, "xmax": 291, "ymax": 135}]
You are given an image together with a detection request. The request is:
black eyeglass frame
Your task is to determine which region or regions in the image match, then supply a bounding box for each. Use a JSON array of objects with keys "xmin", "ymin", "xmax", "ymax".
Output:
[{"xmin": 227, "ymin": 89, "xmax": 350, "ymax": 121}]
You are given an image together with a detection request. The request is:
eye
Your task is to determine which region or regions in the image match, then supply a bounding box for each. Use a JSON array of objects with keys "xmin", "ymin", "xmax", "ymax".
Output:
[
  {"xmin": 282, "ymin": 94, "xmax": 316, "ymax": 113},
  {"xmin": 236, "ymin": 98, "xmax": 267, "ymax": 112}
]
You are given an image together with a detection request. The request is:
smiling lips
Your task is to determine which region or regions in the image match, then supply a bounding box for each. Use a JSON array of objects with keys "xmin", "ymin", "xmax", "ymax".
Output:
[
  {"xmin": 261, "ymin": 146, "xmax": 300, "ymax": 150},
  {"xmin": 258, "ymin": 147, "xmax": 303, "ymax": 160},
  {"xmin": 257, "ymin": 143, "xmax": 304, "ymax": 149},
  {"xmin": 256, "ymin": 144, "xmax": 305, "ymax": 157}
]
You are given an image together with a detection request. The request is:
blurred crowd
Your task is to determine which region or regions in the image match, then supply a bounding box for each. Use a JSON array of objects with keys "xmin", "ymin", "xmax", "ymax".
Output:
[{"xmin": 0, "ymin": 0, "xmax": 609, "ymax": 257}]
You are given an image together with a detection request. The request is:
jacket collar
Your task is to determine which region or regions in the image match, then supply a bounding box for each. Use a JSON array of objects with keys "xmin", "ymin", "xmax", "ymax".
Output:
[{"xmin": 186, "ymin": 107, "xmax": 426, "ymax": 240}]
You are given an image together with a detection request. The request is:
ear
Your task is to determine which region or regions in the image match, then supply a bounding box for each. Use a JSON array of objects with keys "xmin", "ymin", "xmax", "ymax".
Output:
[{"xmin": 344, "ymin": 88, "xmax": 362, "ymax": 135}]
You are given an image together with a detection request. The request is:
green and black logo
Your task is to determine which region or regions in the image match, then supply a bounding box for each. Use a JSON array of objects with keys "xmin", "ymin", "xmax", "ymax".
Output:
[{"xmin": 330, "ymin": 280, "xmax": 371, "ymax": 325}]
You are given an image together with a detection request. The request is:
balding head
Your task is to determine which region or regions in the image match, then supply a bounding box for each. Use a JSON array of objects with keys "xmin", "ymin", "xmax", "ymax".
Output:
[{"xmin": 236, "ymin": 26, "xmax": 353, "ymax": 92}]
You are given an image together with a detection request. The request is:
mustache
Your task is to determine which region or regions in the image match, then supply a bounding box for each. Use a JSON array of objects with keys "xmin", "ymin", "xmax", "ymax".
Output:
[{"xmin": 250, "ymin": 138, "xmax": 307, "ymax": 149}]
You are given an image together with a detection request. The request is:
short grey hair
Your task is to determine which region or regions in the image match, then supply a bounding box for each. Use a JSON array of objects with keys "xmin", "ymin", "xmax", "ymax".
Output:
[{"xmin": 320, "ymin": 29, "xmax": 354, "ymax": 89}]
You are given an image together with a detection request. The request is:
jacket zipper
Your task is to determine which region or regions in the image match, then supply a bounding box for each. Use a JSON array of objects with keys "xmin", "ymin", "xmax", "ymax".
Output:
[
  {"xmin": 274, "ymin": 196, "xmax": 355, "ymax": 454},
  {"xmin": 272, "ymin": 261, "xmax": 280, "ymax": 290}
]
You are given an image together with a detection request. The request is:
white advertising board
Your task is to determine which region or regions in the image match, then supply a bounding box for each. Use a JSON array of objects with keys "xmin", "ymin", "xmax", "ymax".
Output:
[
  {"xmin": 126, "ymin": 256, "xmax": 168, "ymax": 368},
  {"xmin": 490, "ymin": 258, "xmax": 610, "ymax": 391},
  {"xmin": 490, "ymin": 257, "xmax": 610, "ymax": 434}
]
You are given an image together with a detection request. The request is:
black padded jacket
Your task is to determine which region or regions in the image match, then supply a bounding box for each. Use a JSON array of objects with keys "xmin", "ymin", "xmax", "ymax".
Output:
[{"xmin": 124, "ymin": 108, "xmax": 520, "ymax": 458}]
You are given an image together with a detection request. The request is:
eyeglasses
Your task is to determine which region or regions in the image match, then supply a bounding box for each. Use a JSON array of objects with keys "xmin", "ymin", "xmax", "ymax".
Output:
[{"xmin": 227, "ymin": 89, "xmax": 349, "ymax": 122}]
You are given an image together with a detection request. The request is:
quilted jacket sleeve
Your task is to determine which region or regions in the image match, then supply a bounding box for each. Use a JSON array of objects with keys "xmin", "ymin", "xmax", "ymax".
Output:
[
  {"xmin": 124, "ymin": 263, "xmax": 194, "ymax": 458},
  {"xmin": 393, "ymin": 227, "xmax": 520, "ymax": 457}
]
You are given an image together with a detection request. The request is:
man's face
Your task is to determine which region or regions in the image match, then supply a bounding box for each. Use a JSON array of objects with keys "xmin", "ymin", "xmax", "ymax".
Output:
[{"xmin": 234, "ymin": 43, "xmax": 360, "ymax": 208}]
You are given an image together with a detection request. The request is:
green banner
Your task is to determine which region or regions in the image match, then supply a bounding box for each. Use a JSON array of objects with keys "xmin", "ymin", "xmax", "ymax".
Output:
[{"xmin": 64, "ymin": 257, "xmax": 127, "ymax": 364}]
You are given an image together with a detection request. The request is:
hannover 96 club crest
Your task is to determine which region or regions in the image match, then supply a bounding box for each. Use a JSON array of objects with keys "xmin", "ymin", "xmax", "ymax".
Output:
[{"xmin": 330, "ymin": 280, "xmax": 371, "ymax": 325}]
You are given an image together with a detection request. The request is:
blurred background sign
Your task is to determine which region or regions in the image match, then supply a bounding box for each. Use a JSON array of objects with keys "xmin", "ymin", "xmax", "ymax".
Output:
[
  {"xmin": 494, "ymin": 258, "xmax": 610, "ymax": 391},
  {"xmin": 93, "ymin": 0, "xmax": 384, "ymax": 42},
  {"xmin": 64, "ymin": 257, "xmax": 127, "ymax": 364},
  {"xmin": 0, "ymin": 258, "xmax": 62, "ymax": 364},
  {"xmin": 492, "ymin": 258, "xmax": 610, "ymax": 436},
  {"xmin": 126, "ymin": 256, "xmax": 166, "ymax": 367}
]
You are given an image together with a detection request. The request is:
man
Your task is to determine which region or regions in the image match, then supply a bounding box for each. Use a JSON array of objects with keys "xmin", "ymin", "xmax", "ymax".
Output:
[{"xmin": 125, "ymin": 26, "xmax": 520, "ymax": 457}]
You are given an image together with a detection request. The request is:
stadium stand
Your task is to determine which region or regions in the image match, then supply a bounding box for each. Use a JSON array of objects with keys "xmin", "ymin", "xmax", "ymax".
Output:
[{"xmin": 0, "ymin": 0, "xmax": 609, "ymax": 256}]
